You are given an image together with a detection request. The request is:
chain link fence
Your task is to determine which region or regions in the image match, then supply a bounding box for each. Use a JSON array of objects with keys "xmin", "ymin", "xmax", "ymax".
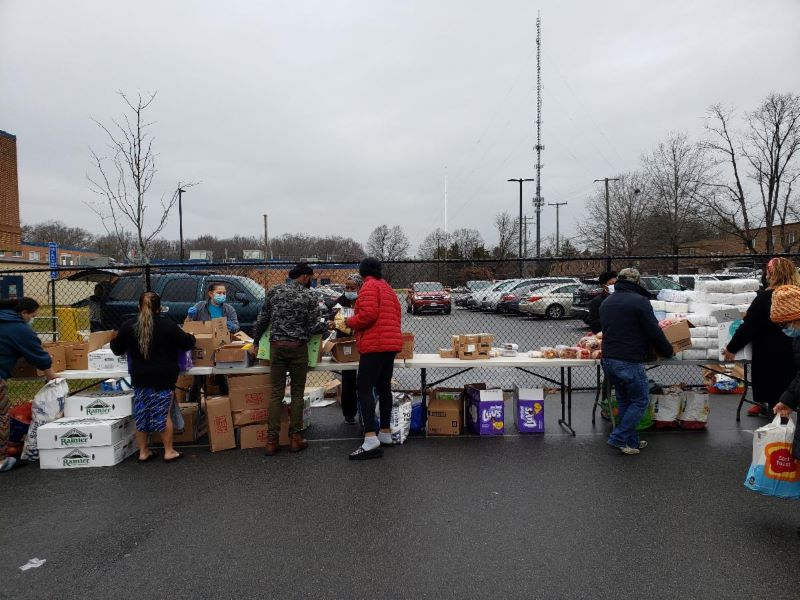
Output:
[{"xmin": 2, "ymin": 252, "xmax": 794, "ymax": 406}]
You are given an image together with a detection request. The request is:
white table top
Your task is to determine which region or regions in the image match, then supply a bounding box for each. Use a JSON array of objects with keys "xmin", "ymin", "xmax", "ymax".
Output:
[{"xmin": 403, "ymin": 354, "xmax": 599, "ymax": 369}]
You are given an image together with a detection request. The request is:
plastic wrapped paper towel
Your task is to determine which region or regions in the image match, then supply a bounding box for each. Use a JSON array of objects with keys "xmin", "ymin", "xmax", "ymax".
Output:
[
  {"xmin": 689, "ymin": 337, "xmax": 715, "ymax": 349},
  {"xmin": 695, "ymin": 278, "xmax": 759, "ymax": 294},
  {"xmin": 688, "ymin": 301, "xmax": 736, "ymax": 315},
  {"xmin": 695, "ymin": 292, "xmax": 757, "ymax": 305},
  {"xmin": 685, "ymin": 313, "xmax": 717, "ymax": 327},
  {"xmin": 657, "ymin": 289, "xmax": 696, "ymax": 303},
  {"xmin": 663, "ymin": 302, "xmax": 689, "ymax": 313},
  {"xmin": 681, "ymin": 349, "xmax": 709, "ymax": 360},
  {"xmin": 650, "ymin": 300, "xmax": 666, "ymax": 312}
]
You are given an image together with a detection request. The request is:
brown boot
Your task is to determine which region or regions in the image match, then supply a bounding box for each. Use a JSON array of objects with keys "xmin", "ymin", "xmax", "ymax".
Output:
[
  {"xmin": 290, "ymin": 433, "xmax": 309, "ymax": 453},
  {"xmin": 265, "ymin": 433, "xmax": 280, "ymax": 456}
]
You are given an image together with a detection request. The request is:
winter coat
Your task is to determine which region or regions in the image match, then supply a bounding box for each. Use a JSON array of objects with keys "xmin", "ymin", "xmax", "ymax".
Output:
[
  {"xmin": 346, "ymin": 276, "xmax": 403, "ymax": 354},
  {"xmin": 0, "ymin": 309, "xmax": 52, "ymax": 379},
  {"xmin": 727, "ymin": 289, "xmax": 796, "ymax": 407},
  {"xmin": 190, "ymin": 300, "xmax": 240, "ymax": 333},
  {"xmin": 777, "ymin": 336, "xmax": 800, "ymax": 460},
  {"xmin": 110, "ymin": 315, "xmax": 196, "ymax": 391},
  {"xmin": 587, "ymin": 292, "xmax": 609, "ymax": 334},
  {"xmin": 599, "ymin": 279, "xmax": 673, "ymax": 362}
]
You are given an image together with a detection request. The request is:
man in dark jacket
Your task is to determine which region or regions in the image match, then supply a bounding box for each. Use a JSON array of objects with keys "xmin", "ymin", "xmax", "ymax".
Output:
[
  {"xmin": 600, "ymin": 268, "xmax": 674, "ymax": 455},
  {"xmin": 587, "ymin": 271, "xmax": 617, "ymax": 334},
  {"xmin": 0, "ymin": 298, "xmax": 56, "ymax": 472}
]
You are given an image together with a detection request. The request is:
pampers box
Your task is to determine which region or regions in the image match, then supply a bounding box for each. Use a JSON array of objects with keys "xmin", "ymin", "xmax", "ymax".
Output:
[
  {"xmin": 64, "ymin": 391, "xmax": 134, "ymax": 418},
  {"xmin": 514, "ymin": 386, "xmax": 545, "ymax": 433},
  {"xmin": 37, "ymin": 416, "xmax": 136, "ymax": 469},
  {"xmin": 466, "ymin": 387, "xmax": 505, "ymax": 435}
]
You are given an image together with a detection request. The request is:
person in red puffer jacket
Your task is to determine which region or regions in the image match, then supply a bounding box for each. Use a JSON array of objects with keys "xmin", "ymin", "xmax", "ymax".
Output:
[{"xmin": 345, "ymin": 257, "xmax": 403, "ymax": 460}]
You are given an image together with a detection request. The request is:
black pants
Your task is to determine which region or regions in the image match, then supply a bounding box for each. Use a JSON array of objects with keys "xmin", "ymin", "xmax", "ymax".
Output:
[
  {"xmin": 357, "ymin": 352, "xmax": 396, "ymax": 433},
  {"xmin": 341, "ymin": 370, "xmax": 358, "ymax": 420},
  {"xmin": 188, "ymin": 375, "xmax": 229, "ymax": 403}
]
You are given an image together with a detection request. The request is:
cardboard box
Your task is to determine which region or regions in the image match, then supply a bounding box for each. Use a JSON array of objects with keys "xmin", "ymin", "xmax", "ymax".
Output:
[
  {"xmin": 514, "ymin": 386, "xmax": 545, "ymax": 433},
  {"xmin": 239, "ymin": 423, "xmax": 269, "ymax": 449},
  {"xmin": 228, "ymin": 374, "xmax": 270, "ymax": 389},
  {"xmin": 322, "ymin": 379, "xmax": 342, "ymax": 402},
  {"xmin": 229, "ymin": 386, "xmax": 270, "ymax": 412},
  {"xmin": 257, "ymin": 334, "xmax": 323, "ymax": 367},
  {"xmin": 398, "ymin": 332, "xmax": 415, "ymax": 360},
  {"xmin": 37, "ymin": 416, "xmax": 135, "ymax": 449},
  {"xmin": 455, "ymin": 334, "xmax": 492, "ymax": 360},
  {"xmin": 64, "ymin": 330, "xmax": 117, "ymax": 370},
  {"xmin": 88, "ymin": 348, "xmax": 128, "ymax": 372},
  {"xmin": 39, "ymin": 436, "xmax": 136, "ymax": 469},
  {"xmin": 11, "ymin": 342, "xmax": 68, "ymax": 377},
  {"xmin": 323, "ymin": 337, "xmax": 360, "ymax": 363},
  {"xmin": 205, "ymin": 396, "xmax": 236, "ymax": 452},
  {"xmin": 466, "ymin": 387, "xmax": 505, "ymax": 435},
  {"xmin": 214, "ymin": 342, "xmax": 255, "ymax": 369},
  {"xmin": 438, "ymin": 348, "xmax": 457, "ymax": 359},
  {"xmin": 152, "ymin": 403, "xmax": 208, "ymax": 444},
  {"xmin": 183, "ymin": 317, "xmax": 230, "ymax": 367},
  {"xmin": 427, "ymin": 388, "xmax": 464, "ymax": 436},
  {"xmin": 64, "ymin": 391, "xmax": 134, "ymax": 418},
  {"xmin": 660, "ymin": 320, "xmax": 693, "ymax": 356},
  {"xmin": 232, "ymin": 408, "xmax": 268, "ymax": 426},
  {"xmin": 717, "ymin": 320, "xmax": 753, "ymax": 361}
]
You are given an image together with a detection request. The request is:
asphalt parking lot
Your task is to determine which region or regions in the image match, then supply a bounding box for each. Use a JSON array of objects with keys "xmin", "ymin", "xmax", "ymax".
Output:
[{"xmin": 2, "ymin": 393, "xmax": 799, "ymax": 600}]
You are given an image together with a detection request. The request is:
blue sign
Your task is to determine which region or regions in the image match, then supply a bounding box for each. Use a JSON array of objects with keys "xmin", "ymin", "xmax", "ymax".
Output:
[{"xmin": 48, "ymin": 242, "xmax": 58, "ymax": 280}]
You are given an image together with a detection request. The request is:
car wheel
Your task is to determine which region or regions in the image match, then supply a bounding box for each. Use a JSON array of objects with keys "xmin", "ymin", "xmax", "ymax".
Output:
[
  {"xmin": 406, "ymin": 302, "xmax": 411, "ymax": 314},
  {"xmin": 410, "ymin": 304, "xmax": 416, "ymax": 315},
  {"xmin": 545, "ymin": 304, "xmax": 565, "ymax": 319},
  {"xmin": 444, "ymin": 307, "xmax": 451, "ymax": 315}
]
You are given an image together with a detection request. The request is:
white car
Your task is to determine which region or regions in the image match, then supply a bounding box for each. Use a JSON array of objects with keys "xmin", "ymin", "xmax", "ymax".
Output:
[
  {"xmin": 518, "ymin": 282, "xmax": 582, "ymax": 319},
  {"xmin": 467, "ymin": 279, "xmax": 514, "ymax": 310}
]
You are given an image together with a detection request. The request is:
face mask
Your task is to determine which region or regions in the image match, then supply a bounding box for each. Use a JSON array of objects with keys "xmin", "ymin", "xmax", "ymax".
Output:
[
  {"xmin": 606, "ymin": 284, "xmax": 615, "ymax": 294},
  {"xmin": 213, "ymin": 294, "xmax": 226, "ymax": 304},
  {"xmin": 782, "ymin": 325, "xmax": 800, "ymax": 338},
  {"xmin": 344, "ymin": 291, "xmax": 358, "ymax": 301}
]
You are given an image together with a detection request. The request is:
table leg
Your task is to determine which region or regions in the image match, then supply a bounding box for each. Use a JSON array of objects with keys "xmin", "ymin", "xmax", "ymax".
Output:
[
  {"xmin": 592, "ymin": 365, "xmax": 601, "ymax": 425},
  {"xmin": 558, "ymin": 367, "xmax": 576, "ymax": 436},
  {"xmin": 420, "ymin": 367, "xmax": 427, "ymax": 426},
  {"xmin": 736, "ymin": 362, "xmax": 750, "ymax": 422}
]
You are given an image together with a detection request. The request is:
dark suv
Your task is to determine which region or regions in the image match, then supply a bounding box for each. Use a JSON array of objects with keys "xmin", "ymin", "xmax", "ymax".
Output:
[{"xmin": 96, "ymin": 273, "xmax": 266, "ymax": 335}]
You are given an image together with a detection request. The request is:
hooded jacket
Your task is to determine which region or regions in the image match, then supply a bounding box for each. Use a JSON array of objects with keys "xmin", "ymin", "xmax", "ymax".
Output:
[
  {"xmin": 0, "ymin": 309, "xmax": 53, "ymax": 379},
  {"xmin": 346, "ymin": 276, "xmax": 403, "ymax": 354},
  {"xmin": 599, "ymin": 279, "xmax": 673, "ymax": 362}
]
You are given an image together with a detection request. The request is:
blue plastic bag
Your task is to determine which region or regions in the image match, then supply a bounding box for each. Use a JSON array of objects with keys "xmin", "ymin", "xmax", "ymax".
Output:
[{"xmin": 744, "ymin": 415, "xmax": 800, "ymax": 499}]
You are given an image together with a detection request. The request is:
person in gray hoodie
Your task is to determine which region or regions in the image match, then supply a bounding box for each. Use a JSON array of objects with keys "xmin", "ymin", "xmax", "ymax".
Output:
[{"xmin": 0, "ymin": 298, "xmax": 56, "ymax": 472}]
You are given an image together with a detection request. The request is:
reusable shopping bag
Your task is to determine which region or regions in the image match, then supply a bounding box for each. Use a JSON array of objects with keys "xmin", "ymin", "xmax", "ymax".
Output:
[
  {"xmin": 652, "ymin": 386, "xmax": 683, "ymax": 429},
  {"xmin": 744, "ymin": 415, "xmax": 800, "ymax": 499},
  {"xmin": 678, "ymin": 391, "xmax": 711, "ymax": 430},
  {"xmin": 21, "ymin": 378, "xmax": 69, "ymax": 461},
  {"xmin": 256, "ymin": 331, "xmax": 322, "ymax": 367}
]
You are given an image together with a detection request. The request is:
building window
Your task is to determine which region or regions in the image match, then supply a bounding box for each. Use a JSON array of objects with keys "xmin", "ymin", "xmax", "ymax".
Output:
[
  {"xmin": 29, "ymin": 251, "xmax": 41, "ymax": 261},
  {"xmin": 0, "ymin": 251, "xmax": 4, "ymax": 257},
  {"xmin": 12, "ymin": 250, "xmax": 22, "ymax": 258},
  {"xmin": 789, "ymin": 231, "xmax": 798, "ymax": 245},
  {"xmin": 60, "ymin": 254, "xmax": 73, "ymax": 266}
]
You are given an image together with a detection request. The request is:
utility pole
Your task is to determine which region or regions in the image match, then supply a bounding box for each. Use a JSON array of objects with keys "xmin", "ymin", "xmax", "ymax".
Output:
[
  {"xmin": 508, "ymin": 178, "xmax": 534, "ymax": 276},
  {"xmin": 521, "ymin": 216, "xmax": 535, "ymax": 258},
  {"xmin": 533, "ymin": 13, "xmax": 545, "ymax": 258},
  {"xmin": 594, "ymin": 177, "xmax": 619, "ymax": 270},
  {"xmin": 263, "ymin": 214, "xmax": 270, "ymax": 260},
  {"xmin": 177, "ymin": 185, "xmax": 188, "ymax": 261},
  {"xmin": 547, "ymin": 202, "xmax": 567, "ymax": 254}
]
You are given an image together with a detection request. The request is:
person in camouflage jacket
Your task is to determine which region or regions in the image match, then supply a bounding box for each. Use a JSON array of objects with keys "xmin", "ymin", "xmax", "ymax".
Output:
[{"xmin": 253, "ymin": 262, "xmax": 325, "ymax": 455}]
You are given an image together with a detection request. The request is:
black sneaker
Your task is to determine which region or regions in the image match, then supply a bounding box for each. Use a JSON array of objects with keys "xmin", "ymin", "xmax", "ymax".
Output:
[{"xmin": 349, "ymin": 446, "xmax": 383, "ymax": 460}]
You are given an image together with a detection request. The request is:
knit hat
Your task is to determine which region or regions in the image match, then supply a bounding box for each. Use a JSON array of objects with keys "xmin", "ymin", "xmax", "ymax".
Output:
[
  {"xmin": 346, "ymin": 273, "xmax": 363, "ymax": 287},
  {"xmin": 769, "ymin": 285, "xmax": 800, "ymax": 323}
]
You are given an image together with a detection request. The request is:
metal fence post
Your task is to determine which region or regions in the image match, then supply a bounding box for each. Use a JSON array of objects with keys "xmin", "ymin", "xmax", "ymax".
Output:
[
  {"xmin": 145, "ymin": 264, "xmax": 152, "ymax": 292},
  {"xmin": 51, "ymin": 276, "xmax": 57, "ymax": 342}
]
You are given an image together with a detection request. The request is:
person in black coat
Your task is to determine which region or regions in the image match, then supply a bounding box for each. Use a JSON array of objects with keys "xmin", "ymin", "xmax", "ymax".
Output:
[
  {"xmin": 724, "ymin": 258, "xmax": 799, "ymax": 416},
  {"xmin": 587, "ymin": 271, "xmax": 617, "ymax": 334},
  {"xmin": 600, "ymin": 268, "xmax": 673, "ymax": 455},
  {"xmin": 111, "ymin": 291, "xmax": 195, "ymax": 463},
  {"xmin": 328, "ymin": 274, "xmax": 363, "ymax": 424}
]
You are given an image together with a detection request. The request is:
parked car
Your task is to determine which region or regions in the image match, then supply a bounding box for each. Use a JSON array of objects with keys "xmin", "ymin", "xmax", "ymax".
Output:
[
  {"xmin": 466, "ymin": 279, "xmax": 512, "ymax": 310},
  {"xmin": 406, "ymin": 281, "xmax": 451, "ymax": 315},
  {"xmin": 639, "ymin": 276, "xmax": 685, "ymax": 297},
  {"xmin": 82, "ymin": 271, "xmax": 266, "ymax": 335},
  {"xmin": 454, "ymin": 280, "xmax": 492, "ymax": 307},
  {"xmin": 666, "ymin": 274, "xmax": 719, "ymax": 290},
  {"xmin": 498, "ymin": 282, "xmax": 551, "ymax": 314},
  {"xmin": 479, "ymin": 278, "xmax": 532, "ymax": 311},
  {"xmin": 518, "ymin": 282, "xmax": 582, "ymax": 319},
  {"xmin": 570, "ymin": 283, "xmax": 604, "ymax": 323}
]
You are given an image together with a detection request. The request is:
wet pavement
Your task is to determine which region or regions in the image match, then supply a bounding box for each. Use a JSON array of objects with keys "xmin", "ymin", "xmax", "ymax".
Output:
[{"xmin": 2, "ymin": 393, "xmax": 799, "ymax": 600}]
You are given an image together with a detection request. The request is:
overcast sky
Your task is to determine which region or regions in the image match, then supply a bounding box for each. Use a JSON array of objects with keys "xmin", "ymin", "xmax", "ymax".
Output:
[{"xmin": 2, "ymin": 0, "xmax": 799, "ymax": 253}]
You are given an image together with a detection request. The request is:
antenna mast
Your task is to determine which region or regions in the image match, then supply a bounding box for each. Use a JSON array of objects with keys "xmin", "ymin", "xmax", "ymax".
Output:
[{"xmin": 534, "ymin": 12, "xmax": 545, "ymax": 257}]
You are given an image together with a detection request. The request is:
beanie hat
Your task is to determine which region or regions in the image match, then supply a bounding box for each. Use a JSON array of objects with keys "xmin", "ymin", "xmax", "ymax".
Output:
[
  {"xmin": 288, "ymin": 261, "xmax": 313, "ymax": 279},
  {"xmin": 346, "ymin": 273, "xmax": 363, "ymax": 287},
  {"xmin": 358, "ymin": 257, "xmax": 382, "ymax": 279},
  {"xmin": 769, "ymin": 285, "xmax": 800, "ymax": 323}
]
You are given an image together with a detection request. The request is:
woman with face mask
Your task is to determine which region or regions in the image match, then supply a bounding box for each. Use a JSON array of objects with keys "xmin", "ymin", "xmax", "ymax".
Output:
[
  {"xmin": 187, "ymin": 283, "xmax": 241, "ymax": 402},
  {"xmin": 0, "ymin": 298, "xmax": 57, "ymax": 472},
  {"xmin": 328, "ymin": 274, "xmax": 363, "ymax": 424}
]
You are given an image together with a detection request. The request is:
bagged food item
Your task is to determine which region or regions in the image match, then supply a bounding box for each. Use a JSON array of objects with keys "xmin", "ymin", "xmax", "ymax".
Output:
[
  {"xmin": 575, "ymin": 347, "xmax": 591, "ymax": 359},
  {"xmin": 590, "ymin": 349, "xmax": 603, "ymax": 359},
  {"xmin": 663, "ymin": 302, "xmax": 689, "ymax": 313},
  {"xmin": 600, "ymin": 388, "xmax": 653, "ymax": 430},
  {"xmin": 390, "ymin": 393, "xmax": 412, "ymax": 444},
  {"xmin": 744, "ymin": 415, "xmax": 800, "ymax": 499},
  {"xmin": 21, "ymin": 378, "xmax": 69, "ymax": 461},
  {"xmin": 689, "ymin": 337, "xmax": 715, "ymax": 349},
  {"xmin": 556, "ymin": 346, "xmax": 578, "ymax": 359},
  {"xmin": 576, "ymin": 335, "xmax": 601, "ymax": 350},
  {"xmin": 680, "ymin": 349, "xmax": 708, "ymax": 360},
  {"xmin": 651, "ymin": 385, "xmax": 683, "ymax": 429},
  {"xmin": 679, "ymin": 391, "xmax": 710, "ymax": 429},
  {"xmin": 540, "ymin": 347, "xmax": 558, "ymax": 359},
  {"xmin": 529, "ymin": 350, "xmax": 543, "ymax": 358}
]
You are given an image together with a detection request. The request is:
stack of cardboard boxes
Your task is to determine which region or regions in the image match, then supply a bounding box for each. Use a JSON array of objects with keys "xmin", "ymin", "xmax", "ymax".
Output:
[
  {"xmin": 37, "ymin": 389, "xmax": 136, "ymax": 469},
  {"xmin": 11, "ymin": 330, "xmax": 122, "ymax": 377},
  {"xmin": 182, "ymin": 317, "xmax": 230, "ymax": 367},
  {"xmin": 438, "ymin": 333, "xmax": 494, "ymax": 360}
]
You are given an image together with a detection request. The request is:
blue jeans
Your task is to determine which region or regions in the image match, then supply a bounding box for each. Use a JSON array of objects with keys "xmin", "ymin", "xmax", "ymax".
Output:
[{"xmin": 602, "ymin": 358, "xmax": 650, "ymax": 449}]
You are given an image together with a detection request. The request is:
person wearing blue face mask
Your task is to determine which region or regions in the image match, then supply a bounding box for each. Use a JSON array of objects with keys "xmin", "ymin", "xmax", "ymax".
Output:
[
  {"xmin": 328, "ymin": 273, "xmax": 363, "ymax": 423},
  {"xmin": 187, "ymin": 283, "xmax": 240, "ymax": 403}
]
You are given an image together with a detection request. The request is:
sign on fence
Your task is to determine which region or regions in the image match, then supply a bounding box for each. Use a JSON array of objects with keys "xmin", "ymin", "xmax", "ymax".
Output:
[{"xmin": 48, "ymin": 242, "xmax": 58, "ymax": 280}]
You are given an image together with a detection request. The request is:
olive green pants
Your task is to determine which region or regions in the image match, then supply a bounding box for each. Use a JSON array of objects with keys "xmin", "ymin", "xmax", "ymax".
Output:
[{"xmin": 268, "ymin": 345, "xmax": 308, "ymax": 436}]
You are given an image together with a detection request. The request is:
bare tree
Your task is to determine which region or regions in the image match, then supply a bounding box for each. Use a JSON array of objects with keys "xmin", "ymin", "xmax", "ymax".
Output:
[
  {"xmin": 577, "ymin": 172, "xmax": 652, "ymax": 256},
  {"xmin": 643, "ymin": 133, "xmax": 710, "ymax": 269},
  {"xmin": 417, "ymin": 228, "xmax": 452, "ymax": 260},
  {"xmin": 492, "ymin": 211, "xmax": 518, "ymax": 259},
  {"xmin": 448, "ymin": 228, "xmax": 486, "ymax": 259},
  {"xmin": 366, "ymin": 225, "xmax": 410, "ymax": 261},
  {"xmin": 21, "ymin": 220, "xmax": 96, "ymax": 249},
  {"xmin": 87, "ymin": 91, "xmax": 194, "ymax": 262},
  {"xmin": 701, "ymin": 94, "xmax": 800, "ymax": 253}
]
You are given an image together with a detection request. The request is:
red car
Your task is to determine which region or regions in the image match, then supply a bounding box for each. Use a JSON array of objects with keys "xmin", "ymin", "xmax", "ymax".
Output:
[{"xmin": 406, "ymin": 282, "xmax": 452, "ymax": 315}]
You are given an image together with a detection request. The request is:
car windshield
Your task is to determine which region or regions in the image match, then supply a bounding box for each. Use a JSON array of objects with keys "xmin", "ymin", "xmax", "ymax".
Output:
[
  {"xmin": 415, "ymin": 283, "xmax": 444, "ymax": 292},
  {"xmin": 467, "ymin": 280, "xmax": 491, "ymax": 290},
  {"xmin": 240, "ymin": 278, "xmax": 266, "ymax": 299}
]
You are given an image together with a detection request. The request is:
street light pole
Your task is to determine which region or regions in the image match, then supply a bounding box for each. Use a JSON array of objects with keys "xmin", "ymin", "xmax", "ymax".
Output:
[
  {"xmin": 177, "ymin": 186, "xmax": 188, "ymax": 261},
  {"xmin": 508, "ymin": 178, "xmax": 534, "ymax": 276},
  {"xmin": 594, "ymin": 177, "xmax": 619, "ymax": 270},
  {"xmin": 547, "ymin": 201, "xmax": 568, "ymax": 254}
]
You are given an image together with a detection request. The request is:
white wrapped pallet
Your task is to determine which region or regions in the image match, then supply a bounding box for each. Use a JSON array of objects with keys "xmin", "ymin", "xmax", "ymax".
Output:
[
  {"xmin": 695, "ymin": 278, "xmax": 759, "ymax": 294},
  {"xmin": 689, "ymin": 337, "xmax": 715, "ymax": 349},
  {"xmin": 696, "ymin": 292, "xmax": 757, "ymax": 304},
  {"xmin": 663, "ymin": 302, "xmax": 689, "ymax": 313},
  {"xmin": 681, "ymin": 349, "xmax": 708, "ymax": 360},
  {"xmin": 657, "ymin": 289, "xmax": 695, "ymax": 302},
  {"xmin": 690, "ymin": 326, "xmax": 709, "ymax": 337},
  {"xmin": 707, "ymin": 348, "xmax": 720, "ymax": 359},
  {"xmin": 685, "ymin": 313, "xmax": 717, "ymax": 327}
]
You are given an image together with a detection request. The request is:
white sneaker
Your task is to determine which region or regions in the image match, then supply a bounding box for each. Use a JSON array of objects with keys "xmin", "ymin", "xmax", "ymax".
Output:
[{"xmin": 619, "ymin": 446, "xmax": 640, "ymax": 455}]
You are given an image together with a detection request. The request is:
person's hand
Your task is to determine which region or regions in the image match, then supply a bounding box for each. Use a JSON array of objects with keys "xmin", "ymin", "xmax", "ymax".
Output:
[
  {"xmin": 227, "ymin": 319, "xmax": 236, "ymax": 332},
  {"xmin": 327, "ymin": 321, "xmax": 336, "ymax": 331},
  {"xmin": 43, "ymin": 367, "xmax": 57, "ymax": 381},
  {"xmin": 187, "ymin": 306, "xmax": 198, "ymax": 318},
  {"xmin": 722, "ymin": 349, "xmax": 735, "ymax": 362},
  {"xmin": 774, "ymin": 402, "xmax": 793, "ymax": 418}
]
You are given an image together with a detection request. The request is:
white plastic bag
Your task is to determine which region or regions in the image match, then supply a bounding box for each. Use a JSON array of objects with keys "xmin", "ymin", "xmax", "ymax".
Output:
[
  {"xmin": 652, "ymin": 386, "xmax": 682, "ymax": 428},
  {"xmin": 679, "ymin": 391, "xmax": 710, "ymax": 429},
  {"xmin": 745, "ymin": 415, "xmax": 800, "ymax": 499},
  {"xmin": 390, "ymin": 393, "xmax": 412, "ymax": 445},
  {"xmin": 21, "ymin": 378, "xmax": 69, "ymax": 461}
]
